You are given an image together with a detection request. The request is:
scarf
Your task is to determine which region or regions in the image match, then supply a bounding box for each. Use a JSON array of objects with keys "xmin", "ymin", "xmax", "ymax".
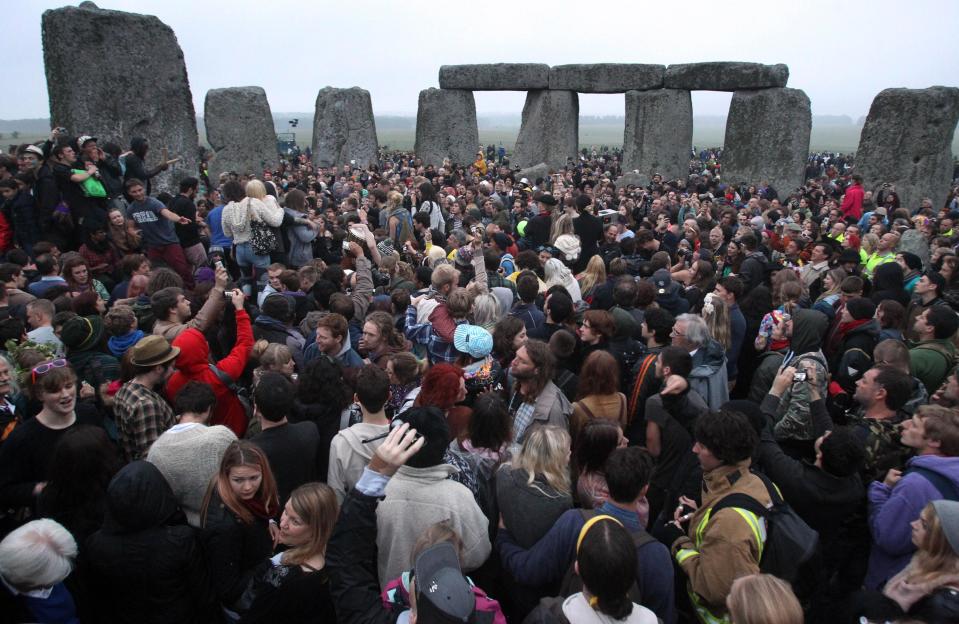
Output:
[
  {"xmin": 242, "ymin": 496, "xmax": 275, "ymax": 521},
  {"xmin": 108, "ymin": 330, "xmax": 144, "ymax": 357},
  {"xmin": 883, "ymin": 562, "xmax": 959, "ymax": 612},
  {"xmin": 828, "ymin": 317, "xmax": 872, "ymax": 354}
]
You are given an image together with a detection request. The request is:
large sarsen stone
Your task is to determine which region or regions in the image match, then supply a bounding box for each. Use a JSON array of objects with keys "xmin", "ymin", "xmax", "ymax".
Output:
[
  {"xmin": 415, "ymin": 88, "xmax": 479, "ymax": 167},
  {"xmin": 722, "ymin": 88, "xmax": 811, "ymax": 194},
  {"xmin": 311, "ymin": 87, "xmax": 378, "ymax": 168},
  {"xmin": 549, "ymin": 64, "xmax": 665, "ymax": 93},
  {"xmin": 855, "ymin": 87, "xmax": 959, "ymax": 211},
  {"xmin": 42, "ymin": 2, "xmax": 198, "ymax": 193},
  {"xmin": 664, "ymin": 62, "xmax": 788, "ymax": 91},
  {"xmin": 204, "ymin": 87, "xmax": 277, "ymax": 179},
  {"xmin": 513, "ymin": 90, "xmax": 579, "ymax": 170},
  {"xmin": 623, "ymin": 89, "xmax": 692, "ymax": 182},
  {"xmin": 438, "ymin": 64, "xmax": 549, "ymax": 90}
]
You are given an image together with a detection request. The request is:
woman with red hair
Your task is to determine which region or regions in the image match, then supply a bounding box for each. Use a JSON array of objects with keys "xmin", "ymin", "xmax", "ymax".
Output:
[{"xmin": 415, "ymin": 363, "xmax": 468, "ymax": 439}]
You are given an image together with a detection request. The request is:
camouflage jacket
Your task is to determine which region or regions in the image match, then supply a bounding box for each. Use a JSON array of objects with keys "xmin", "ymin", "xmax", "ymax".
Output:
[
  {"xmin": 772, "ymin": 350, "xmax": 829, "ymax": 441},
  {"xmin": 848, "ymin": 410, "xmax": 911, "ymax": 484}
]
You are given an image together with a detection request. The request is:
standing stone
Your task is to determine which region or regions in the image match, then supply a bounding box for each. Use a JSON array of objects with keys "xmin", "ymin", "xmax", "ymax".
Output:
[
  {"xmin": 855, "ymin": 87, "xmax": 959, "ymax": 211},
  {"xmin": 438, "ymin": 64, "xmax": 549, "ymax": 90},
  {"xmin": 513, "ymin": 91, "xmax": 578, "ymax": 170},
  {"xmin": 549, "ymin": 64, "xmax": 665, "ymax": 93},
  {"xmin": 516, "ymin": 163, "xmax": 551, "ymax": 185},
  {"xmin": 311, "ymin": 87, "xmax": 378, "ymax": 168},
  {"xmin": 723, "ymin": 88, "xmax": 811, "ymax": 194},
  {"xmin": 623, "ymin": 89, "xmax": 692, "ymax": 182},
  {"xmin": 204, "ymin": 87, "xmax": 277, "ymax": 179},
  {"xmin": 663, "ymin": 62, "xmax": 789, "ymax": 91},
  {"xmin": 415, "ymin": 89, "xmax": 479, "ymax": 167},
  {"xmin": 42, "ymin": 2, "xmax": 198, "ymax": 193}
]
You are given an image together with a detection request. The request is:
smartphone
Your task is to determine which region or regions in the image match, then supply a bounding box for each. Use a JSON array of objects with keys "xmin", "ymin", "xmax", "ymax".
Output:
[
  {"xmin": 214, "ymin": 260, "xmax": 225, "ymax": 271},
  {"xmin": 793, "ymin": 371, "xmax": 807, "ymax": 382}
]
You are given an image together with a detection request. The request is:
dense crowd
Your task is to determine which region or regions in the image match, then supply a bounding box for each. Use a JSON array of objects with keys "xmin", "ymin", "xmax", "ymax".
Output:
[{"xmin": 1, "ymin": 129, "xmax": 959, "ymax": 624}]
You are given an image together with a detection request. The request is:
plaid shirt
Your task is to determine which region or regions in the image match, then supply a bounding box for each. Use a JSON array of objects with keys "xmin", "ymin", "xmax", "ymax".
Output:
[
  {"xmin": 404, "ymin": 305, "xmax": 464, "ymax": 365},
  {"xmin": 114, "ymin": 381, "xmax": 176, "ymax": 462}
]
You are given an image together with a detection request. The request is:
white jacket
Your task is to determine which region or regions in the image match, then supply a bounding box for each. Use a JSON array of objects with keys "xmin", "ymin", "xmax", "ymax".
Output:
[{"xmin": 221, "ymin": 196, "xmax": 284, "ymax": 245}]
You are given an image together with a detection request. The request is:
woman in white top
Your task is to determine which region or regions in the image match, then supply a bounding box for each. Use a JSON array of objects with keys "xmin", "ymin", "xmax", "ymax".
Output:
[
  {"xmin": 544, "ymin": 258, "xmax": 583, "ymax": 303},
  {"xmin": 221, "ymin": 180, "xmax": 284, "ymax": 295},
  {"xmin": 416, "ymin": 182, "xmax": 445, "ymax": 234}
]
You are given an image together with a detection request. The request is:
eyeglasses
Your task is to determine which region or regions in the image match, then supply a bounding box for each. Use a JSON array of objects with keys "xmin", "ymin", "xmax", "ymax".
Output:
[{"xmin": 31, "ymin": 359, "xmax": 68, "ymax": 383}]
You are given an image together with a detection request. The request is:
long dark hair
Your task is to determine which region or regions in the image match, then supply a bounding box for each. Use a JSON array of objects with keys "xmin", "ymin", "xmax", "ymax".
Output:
[
  {"xmin": 577, "ymin": 519, "xmax": 637, "ymax": 619},
  {"xmin": 37, "ymin": 426, "xmax": 121, "ymax": 540},
  {"xmin": 576, "ymin": 420, "xmax": 621, "ymax": 474},
  {"xmin": 296, "ymin": 356, "xmax": 351, "ymax": 409},
  {"xmin": 468, "ymin": 393, "xmax": 512, "ymax": 451}
]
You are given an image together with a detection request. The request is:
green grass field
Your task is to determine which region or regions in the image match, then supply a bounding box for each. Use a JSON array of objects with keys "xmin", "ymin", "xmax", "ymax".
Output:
[{"xmin": 6, "ymin": 125, "xmax": 957, "ymax": 158}]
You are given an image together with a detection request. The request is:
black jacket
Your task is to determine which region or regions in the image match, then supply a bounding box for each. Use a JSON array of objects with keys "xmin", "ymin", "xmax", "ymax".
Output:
[
  {"xmin": 327, "ymin": 488, "xmax": 402, "ymax": 624},
  {"xmin": 739, "ymin": 251, "xmax": 769, "ymax": 293},
  {"xmin": 201, "ymin": 489, "xmax": 275, "ymax": 608},
  {"xmin": 84, "ymin": 461, "xmax": 218, "ymax": 624}
]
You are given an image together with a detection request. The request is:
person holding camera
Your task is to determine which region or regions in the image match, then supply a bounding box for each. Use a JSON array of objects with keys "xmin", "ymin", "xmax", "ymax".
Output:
[{"xmin": 165, "ymin": 287, "xmax": 253, "ymax": 437}]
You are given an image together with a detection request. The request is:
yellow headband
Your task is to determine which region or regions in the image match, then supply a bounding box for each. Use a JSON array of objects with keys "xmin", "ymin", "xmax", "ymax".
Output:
[{"xmin": 575, "ymin": 514, "xmax": 623, "ymax": 555}]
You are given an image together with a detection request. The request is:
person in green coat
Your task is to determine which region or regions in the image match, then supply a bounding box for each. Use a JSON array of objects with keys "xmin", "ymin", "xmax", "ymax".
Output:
[{"xmin": 909, "ymin": 306, "xmax": 959, "ymax": 394}]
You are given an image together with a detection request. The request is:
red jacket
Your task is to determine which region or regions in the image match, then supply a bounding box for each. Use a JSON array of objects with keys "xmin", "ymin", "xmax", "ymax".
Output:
[
  {"xmin": 166, "ymin": 309, "xmax": 253, "ymax": 436},
  {"xmin": 841, "ymin": 183, "xmax": 864, "ymax": 220}
]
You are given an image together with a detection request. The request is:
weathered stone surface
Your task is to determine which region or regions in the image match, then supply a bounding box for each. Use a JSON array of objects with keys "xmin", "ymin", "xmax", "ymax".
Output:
[
  {"xmin": 855, "ymin": 87, "xmax": 959, "ymax": 211},
  {"xmin": 311, "ymin": 87, "xmax": 378, "ymax": 168},
  {"xmin": 614, "ymin": 172, "xmax": 649, "ymax": 189},
  {"xmin": 204, "ymin": 87, "xmax": 277, "ymax": 179},
  {"xmin": 513, "ymin": 91, "xmax": 579, "ymax": 169},
  {"xmin": 516, "ymin": 163, "xmax": 551, "ymax": 184},
  {"xmin": 722, "ymin": 88, "xmax": 811, "ymax": 194},
  {"xmin": 898, "ymin": 229, "xmax": 931, "ymax": 270},
  {"xmin": 663, "ymin": 62, "xmax": 788, "ymax": 91},
  {"xmin": 549, "ymin": 64, "xmax": 665, "ymax": 93},
  {"xmin": 623, "ymin": 89, "xmax": 692, "ymax": 182},
  {"xmin": 42, "ymin": 2, "xmax": 198, "ymax": 193},
  {"xmin": 438, "ymin": 64, "xmax": 549, "ymax": 91},
  {"xmin": 414, "ymin": 89, "xmax": 479, "ymax": 167}
]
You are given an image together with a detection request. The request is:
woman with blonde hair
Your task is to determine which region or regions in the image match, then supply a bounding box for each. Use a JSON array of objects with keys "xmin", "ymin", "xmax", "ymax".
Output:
[
  {"xmin": 577, "ymin": 255, "xmax": 606, "ymax": 304},
  {"xmin": 849, "ymin": 500, "xmax": 959, "ymax": 622},
  {"xmin": 726, "ymin": 573, "xmax": 803, "ymax": 624},
  {"xmin": 544, "ymin": 258, "xmax": 583, "ymax": 303},
  {"xmin": 813, "ymin": 267, "xmax": 848, "ymax": 322},
  {"xmin": 472, "ymin": 292, "xmax": 503, "ymax": 331},
  {"xmin": 549, "ymin": 213, "xmax": 574, "ymax": 245},
  {"xmin": 241, "ymin": 483, "xmax": 339, "ymax": 622},
  {"xmin": 251, "ymin": 341, "xmax": 295, "ymax": 387},
  {"xmin": 386, "ymin": 190, "xmax": 414, "ymax": 246},
  {"xmin": 496, "ymin": 425, "xmax": 573, "ymax": 548},
  {"xmin": 701, "ymin": 292, "xmax": 732, "ymax": 351},
  {"xmin": 221, "ymin": 179, "xmax": 284, "ymax": 297}
]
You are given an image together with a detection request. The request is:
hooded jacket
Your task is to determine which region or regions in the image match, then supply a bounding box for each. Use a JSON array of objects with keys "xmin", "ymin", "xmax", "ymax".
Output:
[
  {"xmin": 376, "ymin": 463, "xmax": 491, "ymax": 586},
  {"xmin": 866, "ymin": 454, "xmax": 959, "ymax": 589},
  {"xmin": 654, "ymin": 281, "xmax": 690, "ymax": 317},
  {"xmin": 832, "ymin": 318, "xmax": 880, "ymax": 392},
  {"xmin": 84, "ymin": 462, "xmax": 218, "ymax": 624},
  {"xmin": 766, "ymin": 309, "xmax": 830, "ymax": 442},
  {"xmin": 327, "ymin": 422, "xmax": 389, "ymax": 504},
  {"xmin": 166, "ymin": 309, "xmax": 253, "ymax": 437},
  {"xmin": 689, "ymin": 338, "xmax": 729, "ymax": 411},
  {"xmin": 870, "ymin": 263, "xmax": 910, "ymax": 307},
  {"xmin": 739, "ymin": 250, "xmax": 770, "ymax": 293}
]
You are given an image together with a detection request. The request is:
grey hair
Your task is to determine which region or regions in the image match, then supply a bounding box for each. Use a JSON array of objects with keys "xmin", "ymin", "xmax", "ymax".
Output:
[
  {"xmin": 676, "ymin": 313, "xmax": 710, "ymax": 347},
  {"xmin": 0, "ymin": 519, "xmax": 77, "ymax": 590},
  {"xmin": 0, "ymin": 353, "xmax": 18, "ymax": 397},
  {"xmin": 449, "ymin": 229, "xmax": 468, "ymax": 247},
  {"xmin": 472, "ymin": 293, "xmax": 502, "ymax": 329}
]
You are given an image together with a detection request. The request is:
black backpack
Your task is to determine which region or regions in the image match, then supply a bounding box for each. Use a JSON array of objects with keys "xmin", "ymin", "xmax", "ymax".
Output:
[
  {"xmin": 711, "ymin": 473, "xmax": 820, "ymax": 588},
  {"xmin": 559, "ymin": 509, "xmax": 657, "ymax": 603}
]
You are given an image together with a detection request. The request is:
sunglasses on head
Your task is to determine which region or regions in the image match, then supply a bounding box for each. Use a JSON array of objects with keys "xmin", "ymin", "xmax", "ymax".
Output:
[{"xmin": 31, "ymin": 359, "xmax": 68, "ymax": 383}]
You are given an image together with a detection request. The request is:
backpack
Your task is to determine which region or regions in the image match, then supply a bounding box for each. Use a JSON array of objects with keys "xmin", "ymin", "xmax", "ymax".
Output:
[
  {"xmin": 912, "ymin": 341, "xmax": 959, "ymax": 376},
  {"xmin": 905, "ymin": 466, "xmax": 959, "ymax": 501},
  {"xmin": 710, "ymin": 472, "xmax": 820, "ymax": 588},
  {"xmin": 559, "ymin": 509, "xmax": 657, "ymax": 603}
]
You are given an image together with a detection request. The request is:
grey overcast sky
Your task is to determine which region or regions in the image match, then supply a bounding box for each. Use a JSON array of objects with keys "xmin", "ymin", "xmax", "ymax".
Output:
[{"xmin": 5, "ymin": 0, "xmax": 957, "ymax": 120}]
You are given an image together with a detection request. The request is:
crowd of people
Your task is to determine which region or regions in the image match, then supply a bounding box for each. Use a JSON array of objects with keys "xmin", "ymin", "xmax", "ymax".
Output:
[{"xmin": 1, "ymin": 129, "xmax": 959, "ymax": 624}]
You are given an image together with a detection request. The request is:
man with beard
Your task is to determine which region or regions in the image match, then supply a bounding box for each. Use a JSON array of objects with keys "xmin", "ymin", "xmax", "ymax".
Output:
[
  {"xmin": 113, "ymin": 335, "xmax": 180, "ymax": 461},
  {"xmin": 507, "ymin": 340, "xmax": 572, "ymax": 443}
]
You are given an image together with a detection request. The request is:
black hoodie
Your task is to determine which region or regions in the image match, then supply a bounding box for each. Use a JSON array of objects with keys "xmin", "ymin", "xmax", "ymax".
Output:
[{"xmin": 84, "ymin": 462, "xmax": 218, "ymax": 624}]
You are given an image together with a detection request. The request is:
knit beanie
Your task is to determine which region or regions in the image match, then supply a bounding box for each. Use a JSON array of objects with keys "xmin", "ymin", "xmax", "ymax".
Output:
[
  {"xmin": 899, "ymin": 251, "xmax": 923, "ymax": 273},
  {"xmin": 932, "ymin": 500, "xmax": 959, "ymax": 555}
]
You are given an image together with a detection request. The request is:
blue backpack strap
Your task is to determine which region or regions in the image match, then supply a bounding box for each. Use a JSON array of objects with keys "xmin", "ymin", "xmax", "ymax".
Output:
[{"xmin": 906, "ymin": 466, "xmax": 959, "ymax": 501}]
